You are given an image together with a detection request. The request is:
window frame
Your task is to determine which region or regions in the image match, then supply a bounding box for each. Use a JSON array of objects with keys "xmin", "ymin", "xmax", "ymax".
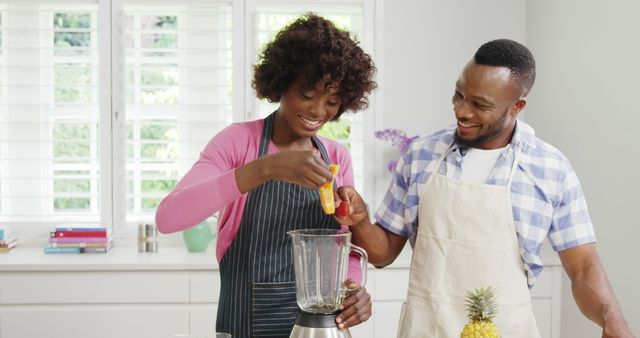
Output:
[{"xmin": 1, "ymin": 0, "xmax": 381, "ymax": 237}]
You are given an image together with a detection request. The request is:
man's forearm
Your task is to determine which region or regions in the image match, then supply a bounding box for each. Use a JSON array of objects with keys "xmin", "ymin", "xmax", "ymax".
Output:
[
  {"xmin": 570, "ymin": 257, "xmax": 629, "ymax": 330},
  {"xmin": 350, "ymin": 219, "xmax": 404, "ymax": 267},
  {"xmin": 560, "ymin": 244, "xmax": 634, "ymax": 337}
]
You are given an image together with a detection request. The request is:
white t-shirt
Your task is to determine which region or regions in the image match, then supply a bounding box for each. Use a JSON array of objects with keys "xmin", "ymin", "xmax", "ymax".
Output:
[{"xmin": 459, "ymin": 146, "xmax": 507, "ymax": 183}]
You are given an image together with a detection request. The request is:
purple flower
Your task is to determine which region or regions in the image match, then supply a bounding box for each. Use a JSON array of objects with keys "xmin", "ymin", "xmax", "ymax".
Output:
[
  {"xmin": 375, "ymin": 129, "xmax": 419, "ymax": 172},
  {"xmin": 387, "ymin": 160, "xmax": 398, "ymax": 173}
]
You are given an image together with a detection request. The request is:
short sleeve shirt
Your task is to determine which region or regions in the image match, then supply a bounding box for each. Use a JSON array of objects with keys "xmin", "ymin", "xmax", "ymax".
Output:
[{"xmin": 374, "ymin": 120, "xmax": 597, "ymax": 287}]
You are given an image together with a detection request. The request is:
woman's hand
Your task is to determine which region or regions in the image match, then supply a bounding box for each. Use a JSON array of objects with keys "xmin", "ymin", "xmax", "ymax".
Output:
[
  {"xmin": 333, "ymin": 186, "xmax": 369, "ymax": 226},
  {"xmin": 235, "ymin": 150, "xmax": 332, "ymax": 193},
  {"xmin": 266, "ymin": 150, "xmax": 333, "ymax": 189},
  {"xmin": 336, "ymin": 280, "xmax": 372, "ymax": 329}
]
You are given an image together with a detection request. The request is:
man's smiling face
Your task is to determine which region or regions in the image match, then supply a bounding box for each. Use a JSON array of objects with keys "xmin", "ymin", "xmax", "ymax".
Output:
[{"xmin": 452, "ymin": 61, "xmax": 526, "ymax": 149}]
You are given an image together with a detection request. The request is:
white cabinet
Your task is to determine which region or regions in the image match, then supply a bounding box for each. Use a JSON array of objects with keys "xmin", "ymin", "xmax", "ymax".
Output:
[
  {"xmin": 0, "ymin": 271, "xmax": 200, "ymax": 338},
  {"xmin": 0, "ymin": 246, "xmax": 220, "ymax": 338},
  {"xmin": 366, "ymin": 268, "xmax": 410, "ymax": 338},
  {"xmin": 1, "ymin": 306, "xmax": 190, "ymax": 338},
  {"xmin": 0, "ymin": 246, "xmax": 562, "ymax": 338}
]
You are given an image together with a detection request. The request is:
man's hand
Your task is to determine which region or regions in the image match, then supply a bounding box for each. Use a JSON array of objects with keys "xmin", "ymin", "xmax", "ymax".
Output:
[
  {"xmin": 333, "ymin": 186, "xmax": 369, "ymax": 226},
  {"xmin": 603, "ymin": 316, "xmax": 636, "ymax": 338},
  {"xmin": 335, "ymin": 280, "xmax": 372, "ymax": 329}
]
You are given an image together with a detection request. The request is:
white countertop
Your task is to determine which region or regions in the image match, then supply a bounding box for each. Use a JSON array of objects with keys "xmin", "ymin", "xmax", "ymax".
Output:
[
  {"xmin": 0, "ymin": 240, "xmax": 219, "ymax": 272},
  {"xmin": 0, "ymin": 239, "xmax": 559, "ymax": 272},
  {"xmin": 0, "ymin": 240, "xmax": 414, "ymax": 272}
]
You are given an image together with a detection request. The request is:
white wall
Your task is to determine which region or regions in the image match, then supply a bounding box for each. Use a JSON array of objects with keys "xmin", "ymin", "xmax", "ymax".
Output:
[
  {"xmin": 382, "ymin": 0, "xmax": 526, "ymax": 137},
  {"xmin": 377, "ymin": 0, "xmax": 526, "ymax": 202},
  {"xmin": 381, "ymin": 0, "xmax": 639, "ymax": 334},
  {"xmin": 526, "ymin": 0, "xmax": 640, "ymax": 335}
]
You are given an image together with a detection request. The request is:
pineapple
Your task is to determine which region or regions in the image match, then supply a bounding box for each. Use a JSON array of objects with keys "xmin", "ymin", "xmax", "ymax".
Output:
[{"xmin": 459, "ymin": 286, "xmax": 501, "ymax": 338}]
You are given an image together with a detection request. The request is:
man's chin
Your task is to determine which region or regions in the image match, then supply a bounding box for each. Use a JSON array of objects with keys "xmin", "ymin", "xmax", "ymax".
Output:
[{"xmin": 454, "ymin": 131, "xmax": 481, "ymax": 148}]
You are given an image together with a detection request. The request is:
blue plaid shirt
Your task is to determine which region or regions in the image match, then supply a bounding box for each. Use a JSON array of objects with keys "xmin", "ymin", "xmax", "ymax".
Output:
[{"xmin": 375, "ymin": 120, "xmax": 596, "ymax": 287}]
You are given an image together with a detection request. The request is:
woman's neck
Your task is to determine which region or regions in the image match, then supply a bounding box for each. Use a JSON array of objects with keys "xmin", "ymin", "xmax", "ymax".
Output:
[{"xmin": 271, "ymin": 113, "xmax": 316, "ymax": 151}]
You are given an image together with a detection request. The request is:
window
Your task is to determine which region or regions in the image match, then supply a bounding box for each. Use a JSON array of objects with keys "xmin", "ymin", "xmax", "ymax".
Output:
[
  {"xmin": 253, "ymin": 3, "xmax": 368, "ymax": 189},
  {"xmin": 0, "ymin": 1, "xmax": 101, "ymax": 224},
  {"xmin": 122, "ymin": 3, "xmax": 233, "ymax": 223},
  {"xmin": 0, "ymin": 0, "xmax": 377, "ymax": 231}
]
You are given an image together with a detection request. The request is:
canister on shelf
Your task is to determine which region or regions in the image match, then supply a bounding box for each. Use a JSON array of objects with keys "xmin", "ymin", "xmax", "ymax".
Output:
[
  {"xmin": 145, "ymin": 223, "xmax": 158, "ymax": 252},
  {"xmin": 137, "ymin": 224, "xmax": 147, "ymax": 252}
]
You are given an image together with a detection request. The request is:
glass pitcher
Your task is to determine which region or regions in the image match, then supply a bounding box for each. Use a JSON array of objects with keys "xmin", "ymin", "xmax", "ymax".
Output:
[{"xmin": 288, "ymin": 229, "xmax": 368, "ymax": 314}]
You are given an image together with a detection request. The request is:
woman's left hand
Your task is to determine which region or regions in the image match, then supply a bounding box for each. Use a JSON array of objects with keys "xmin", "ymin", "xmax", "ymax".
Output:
[{"xmin": 335, "ymin": 281, "xmax": 372, "ymax": 329}]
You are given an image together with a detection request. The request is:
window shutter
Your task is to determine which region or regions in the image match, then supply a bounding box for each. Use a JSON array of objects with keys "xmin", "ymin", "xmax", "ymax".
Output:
[
  {"xmin": 0, "ymin": 0, "xmax": 101, "ymax": 224},
  {"xmin": 122, "ymin": 1, "xmax": 233, "ymax": 223}
]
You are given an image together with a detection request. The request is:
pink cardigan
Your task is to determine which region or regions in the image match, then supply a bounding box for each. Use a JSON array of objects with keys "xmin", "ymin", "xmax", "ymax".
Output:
[{"xmin": 155, "ymin": 119, "xmax": 356, "ymax": 264}]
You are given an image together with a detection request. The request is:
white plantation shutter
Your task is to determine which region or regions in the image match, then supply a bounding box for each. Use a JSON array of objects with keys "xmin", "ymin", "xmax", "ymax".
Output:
[
  {"xmin": 0, "ymin": 0, "xmax": 102, "ymax": 224},
  {"xmin": 0, "ymin": 0, "xmax": 376, "ymax": 231},
  {"xmin": 122, "ymin": 2, "xmax": 233, "ymax": 223},
  {"xmin": 254, "ymin": 4, "xmax": 368, "ymax": 189}
]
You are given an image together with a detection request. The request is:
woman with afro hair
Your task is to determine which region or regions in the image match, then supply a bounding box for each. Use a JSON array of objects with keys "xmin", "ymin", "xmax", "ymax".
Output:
[{"xmin": 156, "ymin": 13, "xmax": 377, "ymax": 337}]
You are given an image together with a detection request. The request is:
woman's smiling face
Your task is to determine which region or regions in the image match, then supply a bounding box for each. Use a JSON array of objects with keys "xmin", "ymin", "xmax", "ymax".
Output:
[{"xmin": 278, "ymin": 75, "xmax": 341, "ymax": 138}]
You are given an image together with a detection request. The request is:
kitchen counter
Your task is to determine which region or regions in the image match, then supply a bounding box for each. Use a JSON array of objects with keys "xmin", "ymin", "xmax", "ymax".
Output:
[
  {"xmin": 0, "ymin": 239, "xmax": 560, "ymax": 272},
  {"xmin": 0, "ymin": 240, "xmax": 219, "ymax": 272},
  {"xmin": 0, "ymin": 240, "xmax": 563, "ymax": 338}
]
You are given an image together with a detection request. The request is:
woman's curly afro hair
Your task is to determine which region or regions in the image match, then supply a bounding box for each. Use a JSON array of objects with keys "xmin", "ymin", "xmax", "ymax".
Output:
[{"xmin": 252, "ymin": 13, "xmax": 377, "ymax": 119}]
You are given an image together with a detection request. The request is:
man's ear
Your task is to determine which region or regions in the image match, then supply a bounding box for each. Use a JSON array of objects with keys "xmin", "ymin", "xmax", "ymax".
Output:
[{"xmin": 512, "ymin": 97, "xmax": 527, "ymax": 115}]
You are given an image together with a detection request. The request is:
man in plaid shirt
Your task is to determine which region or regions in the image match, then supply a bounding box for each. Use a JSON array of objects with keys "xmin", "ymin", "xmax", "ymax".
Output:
[{"xmin": 335, "ymin": 39, "xmax": 634, "ymax": 337}]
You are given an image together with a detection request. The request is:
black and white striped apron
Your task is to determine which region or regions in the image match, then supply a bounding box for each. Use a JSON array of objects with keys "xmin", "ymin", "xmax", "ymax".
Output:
[{"xmin": 216, "ymin": 113, "xmax": 341, "ymax": 338}]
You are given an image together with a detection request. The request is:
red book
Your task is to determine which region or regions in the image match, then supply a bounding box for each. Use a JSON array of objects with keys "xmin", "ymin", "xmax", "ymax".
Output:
[{"xmin": 51, "ymin": 231, "xmax": 107, "ymax": 238}]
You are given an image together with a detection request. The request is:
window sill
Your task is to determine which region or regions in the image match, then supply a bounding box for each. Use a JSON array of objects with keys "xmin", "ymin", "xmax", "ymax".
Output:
[{"xmin": 0, "ymin": 241, "xmax": 219, "ymax": 272}]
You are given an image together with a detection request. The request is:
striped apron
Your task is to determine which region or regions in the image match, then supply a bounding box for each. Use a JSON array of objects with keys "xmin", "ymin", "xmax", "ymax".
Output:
[{"xmin": 216, "ymin": 113, "xmax": 341, "ymax": 338}]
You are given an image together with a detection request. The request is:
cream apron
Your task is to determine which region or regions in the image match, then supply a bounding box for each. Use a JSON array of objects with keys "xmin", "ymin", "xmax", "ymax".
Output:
[{"xmin": 397, "ymin": 144, "xmax": 540, "ymax": 338}]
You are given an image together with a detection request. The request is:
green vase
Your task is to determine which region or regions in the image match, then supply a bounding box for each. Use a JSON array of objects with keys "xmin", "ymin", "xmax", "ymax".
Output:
[{"xmin": 182, "ymin": 221, "xmax": 214, "ymax": 252}]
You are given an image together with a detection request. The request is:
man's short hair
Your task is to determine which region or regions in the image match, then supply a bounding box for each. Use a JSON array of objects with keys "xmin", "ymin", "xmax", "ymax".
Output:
[{"xmin": 474, "ymin": 39, "xmax": 536, "ymax": 96}]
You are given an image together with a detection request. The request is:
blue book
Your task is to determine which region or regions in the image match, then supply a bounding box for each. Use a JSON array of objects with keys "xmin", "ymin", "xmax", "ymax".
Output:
[
  {"xmin": 44, "ymin": 247, "xmax": 83, "ymax": 254},
  {"xmin": 0, "ymin": 227, "xmax": 9, "ymax": 240}
]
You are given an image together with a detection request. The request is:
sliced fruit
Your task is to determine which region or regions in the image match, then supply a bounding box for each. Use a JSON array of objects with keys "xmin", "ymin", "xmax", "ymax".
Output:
[
  {"xmin": 319, "ymin": 164, "xmax": 339, "ymax": 214},
  {"xmin": 337, "ymin": 201, "xmax": 349, "ymax": 217}
]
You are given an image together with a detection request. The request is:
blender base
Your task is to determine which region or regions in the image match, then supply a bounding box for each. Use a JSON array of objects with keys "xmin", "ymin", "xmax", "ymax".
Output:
[{"xmin": 289, "ymin": 311, "xmax": 352, "ymax": 338}]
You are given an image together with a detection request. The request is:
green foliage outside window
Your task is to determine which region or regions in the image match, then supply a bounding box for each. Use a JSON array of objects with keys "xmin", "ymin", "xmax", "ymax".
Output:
[
  {"xmin": 317, "ymin": 122, "xmax": 350, "ymax": 140},
  {"xmin": 53, "ymin": 170, "xmax": 91, "ymax": 211},
  {"xmin": 141, "ymin": 179, "xmax": 176, "ymax": 192},
  {"xmin": 141, "ymin": 67, "xmax": 178, "ymax": 85},
  {"xmin": 318, "ymin": 122, "xmax": 351, "ymax": 151},
  {"xmin": 54, "ymin": 178, "xmax": 89, "ymax": 192},
  {"xmin": 140, "ymin": 124, "xmax": 177, "ymax": 159},
  {"xmin": 54, "ymin": 13, "xmax": 90, "ymax": 28},
  {"xmin": 55, "ymin": 65, "xmax": 91, "ymax": 84},
  {"xmin": 141, "ymin": 198, "xmax": 161, "ymax": 210},
  {"xmin": 54, "ymin": 197, "xmax": 90, "ymax": 210},
  {"xmin": 51, "ymin": 12, "xmax": 96, "ymax": 212},
  {"xmin": 53, "ymin": 124, "xmax": 91, "ymax": 159}
]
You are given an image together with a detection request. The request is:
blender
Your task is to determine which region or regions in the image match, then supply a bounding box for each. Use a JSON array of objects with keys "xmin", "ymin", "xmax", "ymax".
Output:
[{"xmin": 287, "ymin": 229, "xmax": 368, "ymax": 338}]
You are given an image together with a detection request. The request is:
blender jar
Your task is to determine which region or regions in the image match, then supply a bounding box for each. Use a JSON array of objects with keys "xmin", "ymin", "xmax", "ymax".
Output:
[{"xmin": 288, "ymin": 229, "xmax": 367, "ymax": 314}]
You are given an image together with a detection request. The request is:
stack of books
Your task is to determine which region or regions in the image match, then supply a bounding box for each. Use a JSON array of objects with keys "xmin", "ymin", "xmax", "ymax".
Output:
[
  {"xmin": 0, "ymin": 227, "xmax": 17, "ymax": 253},
  {"xmin": 44, "ymin": 226, "xmax": 113, "ymax": 254}
]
